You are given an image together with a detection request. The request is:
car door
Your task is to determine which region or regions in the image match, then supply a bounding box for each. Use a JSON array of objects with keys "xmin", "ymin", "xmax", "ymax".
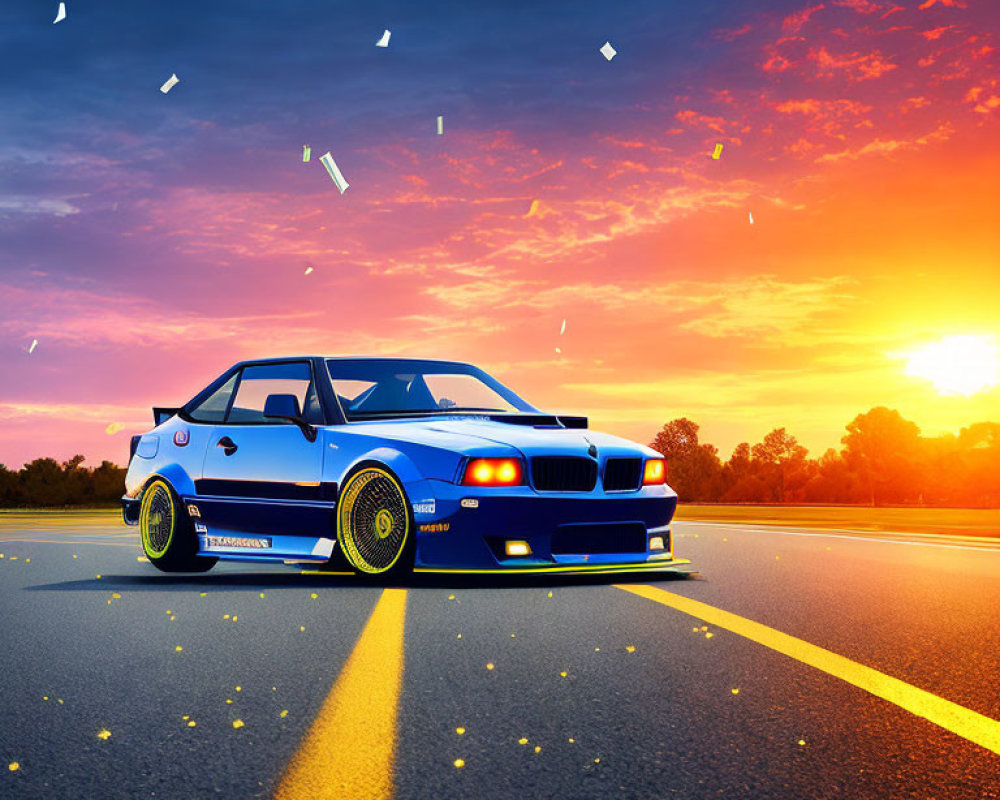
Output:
[{"xmin": 194, "ymin": 361, "xmax": 333, "ymax": 553}]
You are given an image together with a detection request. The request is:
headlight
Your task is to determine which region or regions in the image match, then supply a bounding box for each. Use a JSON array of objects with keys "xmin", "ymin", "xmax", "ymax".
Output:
[
  {"xmin": 642, "ymin": 458, "xmax": 666, "ymax": 485},
  {"xmin": 462, "ymin": 458, "xmax": 524, "ymax": 487}
]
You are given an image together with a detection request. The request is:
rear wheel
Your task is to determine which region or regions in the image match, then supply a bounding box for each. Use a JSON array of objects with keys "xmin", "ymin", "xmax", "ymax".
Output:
[
  {"xmin": 336, "ymin": 466, "xmax": 413, "ymax": 576},
  {"xmin": 139, "ymin": 479, "xmax": 217, "ymax": 573}
]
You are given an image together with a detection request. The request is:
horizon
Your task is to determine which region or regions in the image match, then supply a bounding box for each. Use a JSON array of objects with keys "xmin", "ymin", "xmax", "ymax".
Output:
[{"xmin": 2, "ymin": 0, "xmax": 998, "ymax": 469}]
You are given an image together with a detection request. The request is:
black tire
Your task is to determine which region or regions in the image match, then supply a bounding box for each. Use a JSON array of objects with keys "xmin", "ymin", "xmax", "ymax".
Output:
[
  {"xmin": 336, "ymin": 465, "xmax": 414, "ymax": 577},
  {"xmin": 139, "ymin": 479, "xmax": 218, "ymax": 573}
]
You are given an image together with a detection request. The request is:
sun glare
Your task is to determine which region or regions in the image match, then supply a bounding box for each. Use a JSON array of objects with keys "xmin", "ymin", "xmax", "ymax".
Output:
[{"xmin": 903, "ymin": 335, "xmax": 1000, "ymax": 396}]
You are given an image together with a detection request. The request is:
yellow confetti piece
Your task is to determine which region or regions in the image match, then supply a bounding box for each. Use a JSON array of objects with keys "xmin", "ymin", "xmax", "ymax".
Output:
[
  {"xmin": 72, "ymin": 554, "xmax": 78, "ymax": 559},
  {"xmin": 486, "ymin": 663, "xmax": 495, "ymax": 671},
  {"xmin": 510, "ymin": 633, "xmax": 516, "ymax": 638},
  {"xmin": 9, "ymin": 556, "xmax": 17, "ymax": 561},
  {"xmin": 568, "ymin": 738, "xmax": 575, "ymax": 743},
  {"xmin": 96, "ymin": 729, "xmax": 111, "ymax": 740},
  {"xmin": 137, "ymin": 556, "xmax": 147, "ymax": 562},
  {"xmin": 534, "ymin": 746, "xmax": 541, "ymax": 754},
  {"xmin": 187, "ymin": 720, "xmax": 196, "ymax": 727},
  {"xmin": 798, "ymin": 739, "xmax": 806, "ymax": 746},
  {"xmin": 232, "ymin": 616, "xmax": 238, "ymax": 622},
  {"xmin": 111, "ymin": 593, "xmax": 121, "ymax": 600},
  {"xmin": 776, "ymin": 556, "xmax": 781, "ymax": 560},
  {"xmin": 225, "ymin": 699, "xmax": 233, "ymax": 704},
  {"xmin": 24, "ymin": 558, "xmax": 30, "ymax": 563},
  {"xmin": 547, "ymin": 591, "xmax": 553, "ymax": 598},
  {"xmin": 731, "ymin": 688, "xmax": 740, "ymax": 695},
  {"xmin": 700, "ymin": 625, "xmax": 708, "ymax": 631},
  {"xmin": 8, "ymin": 762, "xmax": 19, "ymax": 772},
  {"xmin": 95, "ymin": 573, "xmax": 101, "ymax": 578},
  {"xmin": 453, "ymin": 758, "xmax": 465, "ymax": 768},
  {"xmin": 182, "ymin": 715, "xmax": 189, "ymax": 720},
  {"xmin": 280, "ymin": 709, "xmax": 289, "ymax": 718},
  {"xmin": 456, "ymin": 726, "xmax": 466, "ymax": 735},
  {"xmin": 56, "ymin": 699, "xmax": 63, "ymax": 705},
  {"xmin": 223, "ymin": 614, "xmax": 230, "ymax": 620},
  {"xmin": 170, "ymin": 615, "xmax": 176, "ymax": 621},
  {"xmin": 310, "ymin": 593, "xmax": 318, "ymax": 600},
  {"xmin": 235, "ymin": 686, "xmax": 242, "ymax": 692},
  {"xmin": 625, "ymin": 645, "xmax": 636, "ymax": 653},
  {"xmin": 259, "ymin": 593, "xmax": 265, "ymax": 599},
  {"xmin": 456, "ymin": 633, "xmax": 462, "ymax": 639},
  {"xmin": 299, "ymin": 625, "xmax": 306, "ymax": 632},
  {"xmin": 166, "ymin": 610, "xmax": 172, "ymax": 615},
  {"xmin": 559, "ymin": 671, "xmax": 568, "ymax": 678},
  {"xmin": 518, "ymin": 737, "xmax": 528, "ymax": 745},
  {"xmin": 594, "ymin": 647, "xmax": 600, "ymax": 652},
  {"xmin": 712, "ymin": 143, "xmax": 724, "ymax": 159},
  {"xmin": 526, "ymin": 199, "xmax": 540, "ymax": 217},
  {"xmin": 705, "ymin": 632, "xmax": 714, "ymax": 639},
  {"xmin": 105, "ymin": 422, "xmax": 125, "ymax": 435},
  {"xmin": 175, "ymin": 646, "xmax": 183, "ymax": 652},
  {"xmin": 722, "ymin": 538, "xmax": 728, "ymax": 542},
  {"xmin": 232, "ymin": 719, "xmax": 244, "ymax": 729},
  {"xmin": 448, "ymin": 594, "xmax": 456, "ymax": 600},
  {"xmin": 272, "ymin": 686, "xmax": 277, "ymax": 691},
  {"xmin": 594, "ymin": 757, "xmax": 601, "ymax": 764},
  {"xmin": 200, "ymin": 592, "xmax": 207, "ymax": 597}
]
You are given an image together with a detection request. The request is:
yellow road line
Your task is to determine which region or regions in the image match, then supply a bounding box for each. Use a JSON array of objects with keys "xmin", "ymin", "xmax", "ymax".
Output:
[
  {"xmin": 274, "ymin": 588, "xmax": 408, "ymax": 800},
  {"xmin": 0, "ymin": 538, "xmax": 136, "ymax": 547},
  {"xmin": 616, "ymin": 584, "xmax": 1000, "ymax": 755}
]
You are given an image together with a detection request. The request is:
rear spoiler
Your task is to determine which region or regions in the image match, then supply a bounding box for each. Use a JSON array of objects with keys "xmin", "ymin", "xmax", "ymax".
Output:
[{"xmin": 153, "ymin": 407, "xmax": 182, "ymax": 426}]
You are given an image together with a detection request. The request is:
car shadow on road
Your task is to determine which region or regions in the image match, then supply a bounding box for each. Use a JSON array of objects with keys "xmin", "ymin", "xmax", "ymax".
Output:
[{"xmin": 24, "ymin": 569, "xmax": 701, "ymax": 593}]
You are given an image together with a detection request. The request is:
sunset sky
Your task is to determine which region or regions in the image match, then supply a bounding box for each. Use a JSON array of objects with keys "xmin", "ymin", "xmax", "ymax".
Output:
[{"xmin": 2, "ymin": 0, "xmax": 999, "ymax": 468}]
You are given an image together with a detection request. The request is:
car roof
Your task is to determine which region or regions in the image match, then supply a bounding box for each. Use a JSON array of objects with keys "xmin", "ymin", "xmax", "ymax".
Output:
[{"xmin": 231, "ymin": 356, "xmax": 474, "ymax": 367}]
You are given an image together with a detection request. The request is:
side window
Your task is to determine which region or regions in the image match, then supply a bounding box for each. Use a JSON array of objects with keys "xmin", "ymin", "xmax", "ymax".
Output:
[
  {"xmin": 228, "ymin": 363, "xmax": 314, "ymax": 424},
  {"xmin": 187, "ymin": 373, "xmax": 238, "ymax": 423}
]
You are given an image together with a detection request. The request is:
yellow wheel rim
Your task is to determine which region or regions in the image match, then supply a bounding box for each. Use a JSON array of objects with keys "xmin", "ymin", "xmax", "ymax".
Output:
[
  {"xmin": 140, "ymin": 479, "xmax": 175, "ymax": 559},
  {"xmin": 337, "ymin": 467, "xmax": 409, "ymax": 574}
]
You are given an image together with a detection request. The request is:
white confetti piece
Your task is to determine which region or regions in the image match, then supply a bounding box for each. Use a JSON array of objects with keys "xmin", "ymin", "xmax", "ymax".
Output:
[
  {"xmin": 319, "ymin": 151, "xmax": 349, "ymax": 194},
  {"xmin": 437, "ymin": 115, "xmax": 444, "ymax": 135},
  {"xmin": 160, "ymin": 73, "xmax": 180, "ymax": 94},
  {"xmin": 302, "ymin": 145, "xmax": 311, "ymax": 162},
  {"xmin": 600, "ymin": 41, "xmax": 617, "ymax": 61},
  {"xmin": 304, "ymin": 265, "xmax": 313, "ymax": 275},
  {"xmin": 375, "ymin": 29, "xmax": 391, "ymax": 47},
  {"xmin": 28, "ymin": 339, "xmax": 38, "ymax": 354},
  {"xmin": 748, "ymin": 210, "xmax": 754, "ymax": 225},
  {"xmin": 559, "ymin": 319, "xmax": 566, "ymax": 335},
  {"xmin": 53, "ymin": 2, "xmax": 66, "ymax": 23}
]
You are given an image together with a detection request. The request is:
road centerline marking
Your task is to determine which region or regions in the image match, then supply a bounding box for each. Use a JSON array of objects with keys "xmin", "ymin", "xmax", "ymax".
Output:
[
  {"xmin": 274, "ymin": 588, "xmax": 407, "ymax": 800},
  {"xmin": 616, "ymin": 583, "xmax": 1000, "ymax": 755}
]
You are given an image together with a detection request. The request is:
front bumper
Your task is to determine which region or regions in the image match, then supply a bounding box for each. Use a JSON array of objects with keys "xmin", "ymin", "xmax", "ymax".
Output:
[{"xmin": 410, "ymin": 480, "xmax": 684, "ymax": 571}]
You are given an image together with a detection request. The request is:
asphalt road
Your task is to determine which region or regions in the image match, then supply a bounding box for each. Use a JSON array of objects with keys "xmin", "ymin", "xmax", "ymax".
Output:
[{"xmin": 1, "ymin": 512, "xmax": 998, "ymax": 799}]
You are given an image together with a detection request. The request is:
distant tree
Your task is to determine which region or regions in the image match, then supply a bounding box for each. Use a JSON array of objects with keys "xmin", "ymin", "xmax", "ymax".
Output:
[
  {"xmin": 0, "ymin": 464, "xmax": 19, "ymax": 505},
  {"xmin": 19, "ymin": 458, "xmax": 70, "ymax": 506},
  {"xmin": 842, "ymin": 408, "xmax": 921, "ymax": 505},
  {"xmin": 750, "ymin": 428, "xmax": 808, "ymax": 502},
  {"xmin": 62, "ymin": 454, "xmax": 90, "ymax": 506},
  {"xmin": 91, "ymin": 461, "xmax": 127, "ymax": 503},
  {"xmin": 649, "ymin": 418, "xmax": 723, "ymax": 501}
]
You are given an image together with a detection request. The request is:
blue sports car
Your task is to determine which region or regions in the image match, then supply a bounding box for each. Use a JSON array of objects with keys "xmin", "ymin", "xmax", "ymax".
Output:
[{"xmin": 123, "ymin": 357, "xmax": 692, "ymax": 577}]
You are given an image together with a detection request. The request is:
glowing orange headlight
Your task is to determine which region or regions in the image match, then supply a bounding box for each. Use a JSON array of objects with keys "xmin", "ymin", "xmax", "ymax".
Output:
[
  {"xmin": 462, "ymin": 458, "xmax": 524, "ymax": 487},
  {"xmin": 643, "ymin": 458, "xmax": 666, "ymax": 485}
]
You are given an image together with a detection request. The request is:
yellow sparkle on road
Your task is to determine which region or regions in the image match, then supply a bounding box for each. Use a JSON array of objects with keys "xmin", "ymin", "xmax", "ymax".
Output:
[
  {"xmin": 187, "ymin": 720, "xmax": 196, "ymax": 727},
  {"xmin": 456, "ymin": 727, "xmax": 465, "ymax": 735},
  {"xmin": 280, "ymin": 710, "xmax": 289, "ymax": 718},
  {"xmin": 311, "ymin": 593, "xmax": 318, "ymax": 600},
  {"xmin": 798, "ymin": 739, "xmax": 806, "ymax": 746},
  {"xmin": 559, "ymin": 671, "xmax": 568, "ymax": 678},
  {"xmin": 174, "ymin": 645, "xmax": 183, "ymax": 652},
  {"xmin": 96, "ymin": 729, "xmax": 111, "ymax": 740},
  {"xmin": 625, "ymin": 645, "xmax": 636, "ymax": 653},
  {"xmin": 518, "ymin": 737, "xmax": 528, "ymax": 745},
  {"xmin": 534, "ymin": 746, "xmax": 541, "ymax": 754},
  {"xmin": 453, "ymin": 758, "xmax": 465, "ymax": 768},
  {"xmin": 233, "ymin": 719, "xmax": 244, "ymax": 729},
  {"xmin": 8, "ymin": 762, "xmax": 19, "ymax": 771},
  {"xmin": 448, "ymin": 594, "xmax": 455, "ymax": 600},
  {"xmin": 486, "ymin": 663, "xmax": 495, "ymax": 671},
  {"xmin": 235, "ymin": 686, "xmax": 242, "ymax": 692},
  {"xmin": 732, "ymin": 688, "xmax": 740, "ymax": 695}
]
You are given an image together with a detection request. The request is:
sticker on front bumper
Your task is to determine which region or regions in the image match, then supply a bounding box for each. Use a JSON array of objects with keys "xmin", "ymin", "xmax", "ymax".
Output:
[
  {"xmin": 205, "ymin": 535, "xmax": 272, "ymax": 549},
  {"xmin": 413, "ymin": 500, "xmax": 436, "ymax": 515},
  {"xmin": 460, "ymin": 498, "xmax": 479, "ymax": 508}
]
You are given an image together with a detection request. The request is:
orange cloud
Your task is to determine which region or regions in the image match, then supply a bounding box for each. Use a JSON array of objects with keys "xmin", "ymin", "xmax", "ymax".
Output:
[{"xmin": 809, "ymin": 46, "xmax": 898, "ymax": 80}]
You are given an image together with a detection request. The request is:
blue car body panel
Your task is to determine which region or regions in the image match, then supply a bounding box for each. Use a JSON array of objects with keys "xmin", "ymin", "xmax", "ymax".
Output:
[{"xmin": 124, "ymin": 357, "xmax": 690, "ymax": 573}]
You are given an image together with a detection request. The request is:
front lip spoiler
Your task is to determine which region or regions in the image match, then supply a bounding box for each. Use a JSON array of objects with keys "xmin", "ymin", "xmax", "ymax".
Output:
[{"xmin": 412, "ymin": 558, "xmax": 696, "ymax": 576}]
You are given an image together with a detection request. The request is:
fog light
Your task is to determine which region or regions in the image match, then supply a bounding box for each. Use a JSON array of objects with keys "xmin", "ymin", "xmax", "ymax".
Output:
[
  {"xmin": 649, "ymin": 536, "xmax": 665, "ymax": 551},
  {"xmin": 505, "ymin": 540, "xmax": 531, "ymax": 557}
]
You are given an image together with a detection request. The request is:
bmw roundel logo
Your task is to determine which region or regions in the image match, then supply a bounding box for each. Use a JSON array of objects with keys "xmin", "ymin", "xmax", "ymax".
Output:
[{"xmin": 174, "ymin": 429, "xmax": 190, "ymax": 447}]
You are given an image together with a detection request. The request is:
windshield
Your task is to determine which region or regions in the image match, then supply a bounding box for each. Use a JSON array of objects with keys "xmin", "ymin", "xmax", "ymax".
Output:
[{"xmin": 326, "ymin": 359, "xmax": 534, "ymax": 421}]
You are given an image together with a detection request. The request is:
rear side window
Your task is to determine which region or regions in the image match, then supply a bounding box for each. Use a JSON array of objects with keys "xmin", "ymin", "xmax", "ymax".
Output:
[
  {"xmin": 228, "ymin": 362, "xmax": 314, "ymax": 423},
  {"xmin": 188, "ymin": 373, "xmax": 238, "ymax": 423}
]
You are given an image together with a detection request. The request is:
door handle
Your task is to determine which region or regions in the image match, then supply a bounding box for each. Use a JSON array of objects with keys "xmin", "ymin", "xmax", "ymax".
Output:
[{"xmin": 216, "ymin": 436, "xmax": 238, "ymax": 456}]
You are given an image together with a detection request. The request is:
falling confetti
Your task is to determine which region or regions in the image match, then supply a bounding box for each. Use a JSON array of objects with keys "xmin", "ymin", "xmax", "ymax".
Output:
[
  {"xmin": 453, "ymin": 758, "xmax": 465, "ymax": 768},
  {"xmin": 259, "ymin": 592, "xmax": 265, "ymax": 598},
  {"xmin": 310, "ymin": 593, "xmax": 318, "ymax": 600},
  {"xmin": 232, "ymin": 719, "xmax": 244, "ymax": 729},
  {"xmin": 96, "ymin": 729, "xmax": 111, "ymax": 740},
  {"xmin": 304, "ymin": 266, "xmax": 313, "ymax": 275},
  {"xmin": 594, "ymin": 757, "xmax": 601, "ymax": 764},
  {"xmin": 534, "ymin": 746, "xmax": 541, "ymax": 754},
  {"xmin": 302, "ymin": 145, "xmax": 311, "ymax": 163},
  {"xmin": 375, "ymin": 29, "xmax": 391, "ymax": 47},
  {"xmin": 526, "ymin": 199, "xmax": 540, "ymax": 217},
  {"xmin": 599, "ymin": 41, "xmax": 617, "ymax": 61},
  {"xmin": 111, "ymin": 592, "xmax": 121, "ymax": 600},
  {"xmin": 300, "ymin": 626, "xmax": 306, "ymax": 632},
  {"xmin": 486, "ymin": 663, "xmax": 495, "ymax": 671},
  {"xmin": 554, "ymin": 346, "xmax": 561, "ymax": 354},
  {"xmin": 187, "ymin": 720, "xmax": 196, "ymax": 727},
  {"xmin": 448, "ymin": 594, "xmax": 456, "ymax": 601},
  {"xmin": 456, "ymin": 633, "xmax": 462, "ymax": 639},
  {"xmin": 510, "ymin": 633, "xmax": 516, "ymax": 638},
  {"xmin": 518, "ymin": 737, "xmax": 528, "ymax": 745},
  {"xmin": 798, "ymin": 739, "xmax": 806, "ymax": 746},
  {"xmin": 455, "ymin": 727, "xmax": 466, "ymax": 735},
  {"xmin": 546, "ymin": 591, "xmax": 553, "ymax": 598},
  {"xmin": 53, "ymin": 2, "xmax": 66, "ymax": 23},
  {"xmin": 175, "ymin": 645, "xmax": 183, "ymax": 652},
  {"xmin": 235, "ymin": 686, "xmax": 242, "ymax": 692},
  {"xmin": 28, "ymin": 339, "xmax": 38, "ymax": 354},
  {"xmin": 223, "ymin": 614, "xmax": 230, "ymax": 620},
  {"xmin": 748, "ymin": 211, "xmax": 754, "ymax": 225},
  {"xmin": 732, "ymin": 688, "xmax": 740, "ymax": 695},
  {"xmin": 625, "ymin": 645, "xmax": 636, "ymax": 653},
  {"xmin": 8, "ymin": 762, "xmax": 19, "ymax": 772},
  {"xmin": 712, "ymin": 143, "xmax": 724, "ymax": 159},
  {"xmin": 559, "ymin": 319, "xmax": 566, "ymax": 335},
  {"xmin": 105, "ymin": 422, "xmax": 125, "ymax": 435},
  {"xmin": 160, "ymin": 73, "xmax": 180, "ymax": 94},
  {"xmin": 280, "ymin": 709, "xmax": 289, "ymax": 718},
  {"xmin": 437, "ymin": 115, "xmax": 444, "ymax": 135},
  {"xmin": 559, "ymin": 671, "xmax": 568, "ymax": 678},
  {"xmin": 568, "ymin": 738, "xmax": 575, "ymax": 743},
  {"xmin": 319, "ymin": 151, "xmax": 350, "ymax": 194}
]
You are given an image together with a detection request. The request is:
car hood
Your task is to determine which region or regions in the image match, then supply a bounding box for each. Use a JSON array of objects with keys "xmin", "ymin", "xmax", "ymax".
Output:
[{"xmin": 341, "ymin": 416, "xmax": 658, "ymax": 460}]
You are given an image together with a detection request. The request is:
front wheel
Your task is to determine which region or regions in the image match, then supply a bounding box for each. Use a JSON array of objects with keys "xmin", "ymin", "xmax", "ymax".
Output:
[
  {"xmin": 336, "ymin": 466, "xmax": 413, "ymax": 576},
  {"xmin": 139, "ymin": 479, "xmax": 218, "ymax": 573}
]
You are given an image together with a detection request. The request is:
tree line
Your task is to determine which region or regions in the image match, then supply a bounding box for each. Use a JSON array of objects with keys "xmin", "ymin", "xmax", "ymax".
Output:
[
  {"xmin": 649, "ymin": 406, "xmax": 1000, "ymax": 507},
  {"xmin": 0, "ymin": 456, "xmax": 127, "ymax": 507}
]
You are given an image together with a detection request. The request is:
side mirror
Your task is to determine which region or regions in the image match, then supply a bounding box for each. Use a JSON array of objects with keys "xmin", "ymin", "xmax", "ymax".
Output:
[{"xmin": 263, "ymin": 394, "xmax": 317, "ymax": 442}]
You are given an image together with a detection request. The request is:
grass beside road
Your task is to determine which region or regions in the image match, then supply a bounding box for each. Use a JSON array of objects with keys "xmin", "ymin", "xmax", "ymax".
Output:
[{"xmin": 675, "ymin": 504, "xmax": 1000, "ymax": 539}]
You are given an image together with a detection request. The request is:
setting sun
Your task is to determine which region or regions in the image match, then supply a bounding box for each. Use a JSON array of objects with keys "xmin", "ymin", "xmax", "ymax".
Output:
[{"xmin": 903, "ymin": 336, "xmax": 1000, "ymax": 397}]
